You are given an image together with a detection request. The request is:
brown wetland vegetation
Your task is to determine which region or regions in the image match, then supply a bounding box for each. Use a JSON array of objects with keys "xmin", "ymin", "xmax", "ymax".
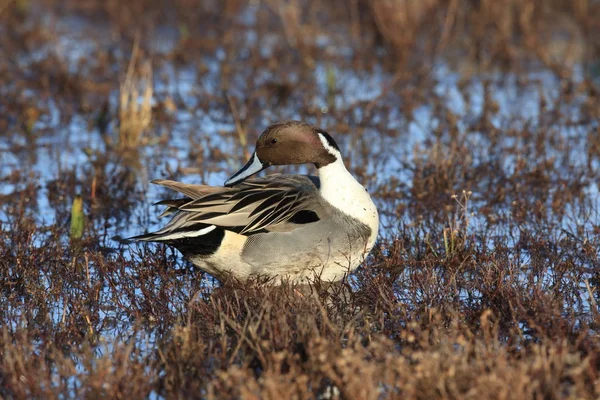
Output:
[{"xmin": 1, "ymin": 0, "xmax": 600, "ymax": 398}]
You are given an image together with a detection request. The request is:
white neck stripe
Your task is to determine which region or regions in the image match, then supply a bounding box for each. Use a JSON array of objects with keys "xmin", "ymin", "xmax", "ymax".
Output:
[{"xmin": 317, "ymin": 132, "xmax": 341, "ymax": 159}]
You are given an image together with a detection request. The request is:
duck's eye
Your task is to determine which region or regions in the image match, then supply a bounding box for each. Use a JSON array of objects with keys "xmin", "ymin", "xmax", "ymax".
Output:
[{"xmin": 270, "ymin": 138, "xmax": 278, "ymax": 144}]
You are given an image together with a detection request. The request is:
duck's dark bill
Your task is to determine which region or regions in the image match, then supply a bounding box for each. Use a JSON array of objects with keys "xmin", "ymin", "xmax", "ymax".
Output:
[{"xmin": 224, "ymin": 152, "xmax": 269, "ymax": 186}]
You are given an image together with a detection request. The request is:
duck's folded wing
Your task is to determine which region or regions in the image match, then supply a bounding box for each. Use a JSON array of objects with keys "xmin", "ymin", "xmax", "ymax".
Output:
[{"xmin": 152, "ymin": 176, "xmax": 320, "ymax": 235}]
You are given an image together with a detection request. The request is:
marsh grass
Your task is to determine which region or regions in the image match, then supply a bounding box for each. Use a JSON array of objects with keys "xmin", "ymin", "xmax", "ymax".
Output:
[
  {"xmin": 366, "ymin": 0, "xmax": 592, "ymax": 73},
  {"xmin": 118, "ymin": 36, "xmax": 153, "ymax": 150},
  {"xmin": 0, "ymin": 0, "xmax": 599, "ymax": 398}
]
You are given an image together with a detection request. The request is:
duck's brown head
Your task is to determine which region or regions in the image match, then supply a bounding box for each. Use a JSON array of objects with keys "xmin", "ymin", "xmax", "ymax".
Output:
[{"xmin": 225, "ymin": 121, "xmax": 340, "ymax": 187}]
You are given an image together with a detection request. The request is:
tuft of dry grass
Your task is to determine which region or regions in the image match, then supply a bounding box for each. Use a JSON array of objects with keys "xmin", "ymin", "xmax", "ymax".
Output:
[{"xmin": 118, "ymin": 36, "xmax": 153, "ymax": 150}]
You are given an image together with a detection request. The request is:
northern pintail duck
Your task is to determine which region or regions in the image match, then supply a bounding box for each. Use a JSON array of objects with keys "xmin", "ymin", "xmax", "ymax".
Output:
[{"xmin": 133, "ymin": 121, "xmax": 379, "ymax": 284}]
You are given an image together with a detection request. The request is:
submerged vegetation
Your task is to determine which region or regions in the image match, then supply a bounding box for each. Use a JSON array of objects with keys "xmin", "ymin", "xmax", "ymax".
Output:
[{"xmin": 1, "ymin": 0, "xmax": 599, "ymax": 398}]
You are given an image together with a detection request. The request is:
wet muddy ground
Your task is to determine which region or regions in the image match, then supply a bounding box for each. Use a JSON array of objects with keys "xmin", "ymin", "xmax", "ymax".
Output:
[{"xmin": 1, "ymin": 0, "xmax": 600, "ymax": 398}]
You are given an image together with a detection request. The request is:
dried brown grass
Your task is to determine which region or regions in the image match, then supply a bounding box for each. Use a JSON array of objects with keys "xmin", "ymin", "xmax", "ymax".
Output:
[
  {"xmin": 1, "ymin": 182, "xmax": 598, "ymax": 397},
  {"xmin": 118, "ymin": 36, "xmax": 153, "ymax": 150},
  {"xmin": 366, "ymin": 0, "xmax": 596, "ymax": 73}
]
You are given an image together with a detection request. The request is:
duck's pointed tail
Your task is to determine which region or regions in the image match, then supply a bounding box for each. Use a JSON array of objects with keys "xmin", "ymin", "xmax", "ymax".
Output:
[
  {"xmin": 121, "ymin": 224, "xmax": 218, "ymax": 244},
  {"xmin": 112, "ymin": 232, "xmax": 161, "ymax": 244}
]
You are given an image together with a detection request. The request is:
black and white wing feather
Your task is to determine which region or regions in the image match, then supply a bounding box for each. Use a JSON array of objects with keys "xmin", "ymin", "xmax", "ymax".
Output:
[{"xmin": 137, "ymin": 175, "xmax": 320, "ymax": 241}]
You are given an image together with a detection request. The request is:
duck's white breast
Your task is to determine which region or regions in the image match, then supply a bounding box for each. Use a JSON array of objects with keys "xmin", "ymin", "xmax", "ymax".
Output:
[{"xmin": 317, "ymin": 157, "xmax": 379, "ymax": 251}]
